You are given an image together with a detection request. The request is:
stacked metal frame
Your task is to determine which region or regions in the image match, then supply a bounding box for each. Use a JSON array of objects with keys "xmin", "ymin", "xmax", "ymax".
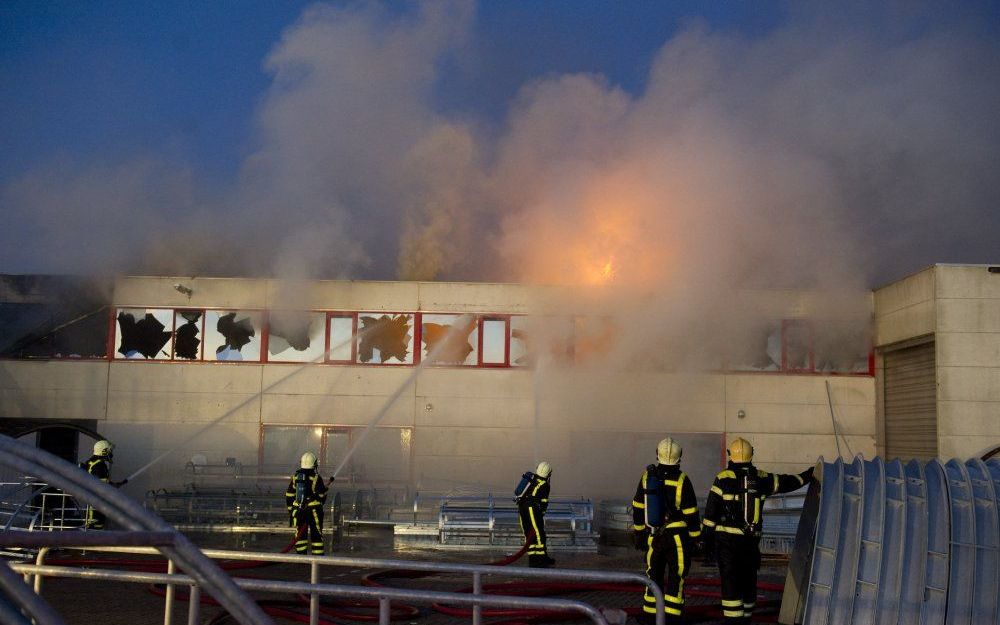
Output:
[{"xmin": 780, "ymin": 456, "xmax": 1000, "ymax": 625}]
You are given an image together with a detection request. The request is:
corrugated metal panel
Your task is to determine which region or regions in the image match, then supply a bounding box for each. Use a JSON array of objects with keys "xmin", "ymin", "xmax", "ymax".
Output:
[
  {"xmin": 883, "ymin": 342, "xmax": 937, "ymax": 460},
  {"xmin": 783, "ymin": 456, "xmax": 1000, "ymax": 625}
]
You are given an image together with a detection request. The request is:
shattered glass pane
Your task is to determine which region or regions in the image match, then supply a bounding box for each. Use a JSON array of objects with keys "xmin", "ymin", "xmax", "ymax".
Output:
[
  {"xmin": 115, "ymin": 308, "xmax": 173, "ymax": 360},
  {"xmin": 172, "ymin": 310, "xmax": 202, "ymax": 360},
  {"xmin": 815, "ymin": 320, "xmax": 872, "ymax": 373},
  {"xmin": 783, "ymin": 320, "xmax": 813, "ymax": 371},
  {"xmin": 509, "ymin": 315, "xmax": 530, "ymax": 366},
  {"xmin": 204, "ymin": 310, "xmax": 262, "ymax": 361},
  {"xmin": 327, "ymin": 315, "xmax": 354, "ymax": 362},
  {"xmin": 481, "ymin": 318, "xmax": 507, "ymax": 365},
  {"xmin": 728, "ymin": 321, "xmax": 782, "ymax": 371},
  {"xmin": 421, "ymin": 314, "xmax": 478, "ymax": 366},
  {"xmin": 357, "ymin": 313, "xmax": 414, "ymax": 364},
  {"xmin": 267, "ymin": 311, "xmax": 326, "ymax": 363}
]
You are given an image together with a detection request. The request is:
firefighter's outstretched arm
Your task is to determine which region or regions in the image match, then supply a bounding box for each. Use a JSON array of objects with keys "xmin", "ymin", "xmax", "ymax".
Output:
[{"xmin": 762, "ymin": 465, "xmax": 816, "ymax": 496}]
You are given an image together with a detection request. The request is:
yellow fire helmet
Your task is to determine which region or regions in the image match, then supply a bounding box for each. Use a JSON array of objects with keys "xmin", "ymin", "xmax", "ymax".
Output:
[
  {"xmin": 728, "ymin": 437, "xmax": 754, "ymax": 463},
  {"xmin": 656, "ymin": 437, "xmax": 683, "ymax": 465},
  {"xmin": 535, "ymin": 461, "xmax": 552, "ymax": 478}
]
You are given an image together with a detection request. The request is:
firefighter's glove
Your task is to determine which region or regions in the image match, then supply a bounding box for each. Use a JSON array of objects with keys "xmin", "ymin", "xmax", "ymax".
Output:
[
  {"xmin": 631, "ymin": 528, "xmax": 649, "ymax": 551},
  {"xmin": 799, "ymin": 466, "xmax": 816, "ymax": 485}
]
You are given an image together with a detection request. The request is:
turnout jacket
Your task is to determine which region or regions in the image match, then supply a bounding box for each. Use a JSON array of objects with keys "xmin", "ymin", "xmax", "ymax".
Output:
[
  {"xmin": 702, "ymin": 462, "xmax": 810, "ymax": 537},
  {"xmin": 82, "ymin": 455, "xmax": 111, "ymax": 483},
  {"xmin": 516, "ymin": 473, "xmax": 550, "ymax": 512},
  {"xmin": 632, "ymin": 464, "xmax": 701, "ymax": 539},
  {"xmin": 285, "ymin": 468, "xmax": 329, "ymax": 514}
]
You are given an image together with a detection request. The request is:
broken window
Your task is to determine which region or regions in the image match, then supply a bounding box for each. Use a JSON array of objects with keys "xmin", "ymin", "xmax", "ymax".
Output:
[
  {"xmin": 327, "ymin": 314, "xmax": 355, "ymax": 362},
  {"xmin": 204, "ymin": 310, "xmax": 262, "ymax": 362},
  {"xmin": 115, "ymin": 308, "xmax": 173, "ymax": 360},
  {"xmin": 172, "ymin": 310, "xmax": 203, "ymax": 360},
  {"xmin": 0, "ymin": 275, "xmax": 111, "ymax": 359},
  {"xmin": 507, "ymin": 316, "xmax": 574, "ymax": 367},
  {"xmin": 509, "ymin": 315, "xmax": 530, "ymax": 366},
  {"xmin": 267, "ymin": 311, "xmax": 326, "ymax": 363},
  {"xmin": 814, "ymin": 320, "xmax": 872, "ymax": 374},
  {"xmin": 481, "ymin": 317, "xmax": 508, "ymax": 365},
  {"xmin": 727, "ymin": 320, "xmax": 782, "ymax": 371},
  {"xmin": 356, "ymin": 313, "xmax": 414, "ymax": 364},
  {"xmin": 782, "ymin": 320, "xmax": 814, "ymax": 372},
  {"xmin": 421, "ymin": 314, "xmax": 479, "ymax": 366}
]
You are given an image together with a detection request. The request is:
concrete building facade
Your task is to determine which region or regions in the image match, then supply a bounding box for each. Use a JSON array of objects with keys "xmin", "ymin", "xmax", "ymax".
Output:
[{"xmin": 0, "ymin": 274, "xmax": 887, "ymax": 502}]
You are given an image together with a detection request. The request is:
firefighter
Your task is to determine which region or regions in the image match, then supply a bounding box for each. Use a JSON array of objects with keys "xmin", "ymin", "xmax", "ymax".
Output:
[
  {"xmin": 515, "ymin": 461, "xmax": 555, "ymax": 567},
  {"xmin": 81, "ymin": 439, "xmax": 127, "ymax": 529},
  {"xmin": 701, "ymin": 438, "xmax": 815, "ymax": 624},
  {"xmin": 631, "ymin": 438, "xmax": 701, "ymax": 624},
  {"xmin": 284, "ymin": 452, "xmax": 330, "ymax": 555}
]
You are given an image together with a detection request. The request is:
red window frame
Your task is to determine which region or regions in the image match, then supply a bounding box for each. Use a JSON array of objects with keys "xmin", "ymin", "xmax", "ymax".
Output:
[
  {"xmin": 479, "ymin": 315, "xmax": 510, "ymax": 367},
  {"xmin": 325, "ymin": 312, "xmax": 357, "ymax": 364}
]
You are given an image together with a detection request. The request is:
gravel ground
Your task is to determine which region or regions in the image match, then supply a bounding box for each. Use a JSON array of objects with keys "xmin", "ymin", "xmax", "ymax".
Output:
[{"xmin": 26, "ymin": 529, "xmax": 788, "ymax": 625}]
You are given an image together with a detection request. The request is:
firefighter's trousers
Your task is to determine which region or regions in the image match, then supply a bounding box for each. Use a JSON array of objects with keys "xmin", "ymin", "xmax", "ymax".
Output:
[
  {"xmin": 294, "ymin": 505, "xmax": 325, "ymax": 555},
  {"xmin": 518, "ymin": 502, "xmax": 548, "ymax": 565},
  {"xmin": 643, "ymin": 528, "xmax": 690, "ymax": 624},
  {"xmin": 715, "ymin": 533, "xmax": 761, "ymax": 623}
]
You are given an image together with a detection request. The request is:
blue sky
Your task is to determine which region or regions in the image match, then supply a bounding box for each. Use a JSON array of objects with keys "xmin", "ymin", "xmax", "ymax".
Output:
[
  {"xmin": 0, "ymin": 1, "xmax": 785, "ymax": 182},
  {"xmin": 0, "ymin": 1, "xmax": 998, "ymax": 285}
]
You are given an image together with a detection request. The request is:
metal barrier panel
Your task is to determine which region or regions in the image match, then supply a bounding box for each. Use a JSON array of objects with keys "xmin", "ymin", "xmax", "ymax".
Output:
[
  {"xmin": 803, "ymin": 458, "xmax": 844, "ymax": 624},
  {"xmin": 900, "ymin": 460, "xmax": 930, "ymax": 625},
  {"xmin": 850, "ymin": 457, "xmax": 884, "ymax": 625},
  {"xmin": 986, "ymin": 459, "xmax": 1000, "ymax": 625},
  {"xmin": 964, "ymin": 459, "xmax": 999, "ymax": 625},
  {"xmin": 874, "ymin": 459, "xmax": 906, "ymax": 625},
  {"xmin": 922, "ymin": 460, "xmax": 949, "ymax": 624},
  {"xmin": 826, "ymin": 456, "xmax": 864, "ymax": 625},
  {"xmin": 944, "ymin": 459, "xmax": 975, "ymax": 625}
]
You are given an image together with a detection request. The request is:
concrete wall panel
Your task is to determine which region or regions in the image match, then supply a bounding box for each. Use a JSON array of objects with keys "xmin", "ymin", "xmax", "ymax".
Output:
[
  {"xmin": 726, "ymin": 403, "xmax": 874, "ymax": 436},
  {"xmin": 275, "ymin": 280, "xmax": 420, "ymax": 312},
  {"xmin": 109, "ymin": 363, "xmax": 263, "ymax": 394},
  {"xmin": 938, "ymin": 436, "xmax": 999, "ymax": 460},
  {"xmin": 106, "ymin": 390, "xmax": 261, "ymax": 423},
  {"xmin": 937, "ymin": 298, "xmax": 1000, "ymax": 333},
  {"xmin": 414, "ymin": 396, "xmax": 535, "ymax": 428},
  {"xmin": 0, "ymin": 388, "xmax": 108, "ymax": 420},
  {"xmin": 417, "ymin": 282, "xmax": 533, "ymax": 314},
  {"xmin": 413, "ymin": 426, "xmax": 534, "ymax": 458},
  {"xmin": 415, "ymin": 368, "xmax": 534, "ymax": 398},
  {"xmin": 725, "ymin": 374, "xmax": 874, "ymax": 406},
  {"xmin": 935, "ymin": 265, "xmax": 1000, "ymax": 299},
  {"xmin": 936, "ymin": 333, "xmax": 1000, "ymax": 367},
  {"xmin": 730, "ymin": 432, "xmax": 875, "ymax": 466},
  {"xmin": 115, "ymin": 276, "xmax": 268, "ymax": 309},
  {"xmin": 938, "ymin": 367, "xmax": 1000, "ymax": 402},
  {"xmin": 262, "ymin": 365, "xmax": 415, "ymax": 396},
  {"xmin": 260, "ymin": 394, "xmax": 413, "ymax": 427},
  {"xmin": 937, "ymin": 401, "xmax": 1000, "ymax": 437}
]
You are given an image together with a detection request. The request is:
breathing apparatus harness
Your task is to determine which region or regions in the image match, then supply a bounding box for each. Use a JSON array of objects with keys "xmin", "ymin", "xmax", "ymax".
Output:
[
  {"xmin": 514, "ymin": 471, "xmax": 544, "ymax": 505},
  {"xmin": 725, "ymin": 464, "xmax": 764, "ymax": 538},
  {"xmin": 643, "ymin": 463, "xmax": 688, "ymax": 545}
]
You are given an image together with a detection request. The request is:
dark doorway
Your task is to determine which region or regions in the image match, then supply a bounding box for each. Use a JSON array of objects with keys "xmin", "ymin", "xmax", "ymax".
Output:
[{"xmin": 37, "ymin": 427, "xmax": 79, "ymax": 463}]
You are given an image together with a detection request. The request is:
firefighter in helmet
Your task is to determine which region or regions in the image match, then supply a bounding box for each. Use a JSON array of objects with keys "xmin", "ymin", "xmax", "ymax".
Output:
[
  {"xmin": 81, "ymin": 439, "xmax": 127, "ymax": 529},
  {"xmin": 631, "ymin": 438, "xmax": 701, "ymax": 624},
  {"xmin": 284, "ymin": 452, "xmax": 331, "ymax": 555},
  {"xmin": 515, "ymin": 461, "xmax": 555, "ymax": 567},
  {"xmin": 702, "ymin": 438, "xmax": 815, "ymax": 623}
]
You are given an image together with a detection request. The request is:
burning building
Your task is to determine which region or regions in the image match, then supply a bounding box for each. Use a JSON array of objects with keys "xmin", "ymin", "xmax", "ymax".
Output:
[{"xmin": 0, "ymin": 264, "xmax": 997, "ymax": 501}]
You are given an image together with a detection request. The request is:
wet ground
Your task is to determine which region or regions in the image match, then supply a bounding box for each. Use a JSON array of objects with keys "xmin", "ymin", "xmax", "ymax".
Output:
[{"xmin": 29, "ymin": 529, "xmax": 789, "ymax": 625}]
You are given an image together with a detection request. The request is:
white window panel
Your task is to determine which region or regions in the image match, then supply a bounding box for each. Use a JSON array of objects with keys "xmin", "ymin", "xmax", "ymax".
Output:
[
  {"xmin": 267, "ymin": 311, "xmax": 326, "ymax": 363},
  {"xmin": 421, "ymin": 313, "xmax": 479, "ymax": 366}
]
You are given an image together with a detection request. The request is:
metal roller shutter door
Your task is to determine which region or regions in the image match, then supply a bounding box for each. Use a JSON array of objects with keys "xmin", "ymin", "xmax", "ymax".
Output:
[{"xmin": 883, "ymin": 341, "xmax": 937, "ymax": 460}]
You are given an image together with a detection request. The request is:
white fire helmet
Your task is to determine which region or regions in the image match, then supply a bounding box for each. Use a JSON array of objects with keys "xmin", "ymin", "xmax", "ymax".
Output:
[
  {"xmin": 93, "ymin": 439, "xmax": 114, "ymax": 457},
  {"xmin": 656, "ymin": 438, "xmax": 682, "ymax": 465},
  {"xmin": 300, "ymin": 452, "xmax": 318, "ymax": 469},
  {"xmin": 728, "ymin": 438, "xmax": 754, "ymax": 463},
  {"xmin": 535, "ymin": 461, "xmax": 552, "ymax": 478}
]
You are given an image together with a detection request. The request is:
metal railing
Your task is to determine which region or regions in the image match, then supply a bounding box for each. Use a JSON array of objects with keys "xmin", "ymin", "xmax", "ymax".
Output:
[
  {"xmin": 0, "ymin": 434, "xmax": 274, "ymax": 625},
  {"xmin": 20, "ymin": 545, "xmax": 663, "ymax": 625}
]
